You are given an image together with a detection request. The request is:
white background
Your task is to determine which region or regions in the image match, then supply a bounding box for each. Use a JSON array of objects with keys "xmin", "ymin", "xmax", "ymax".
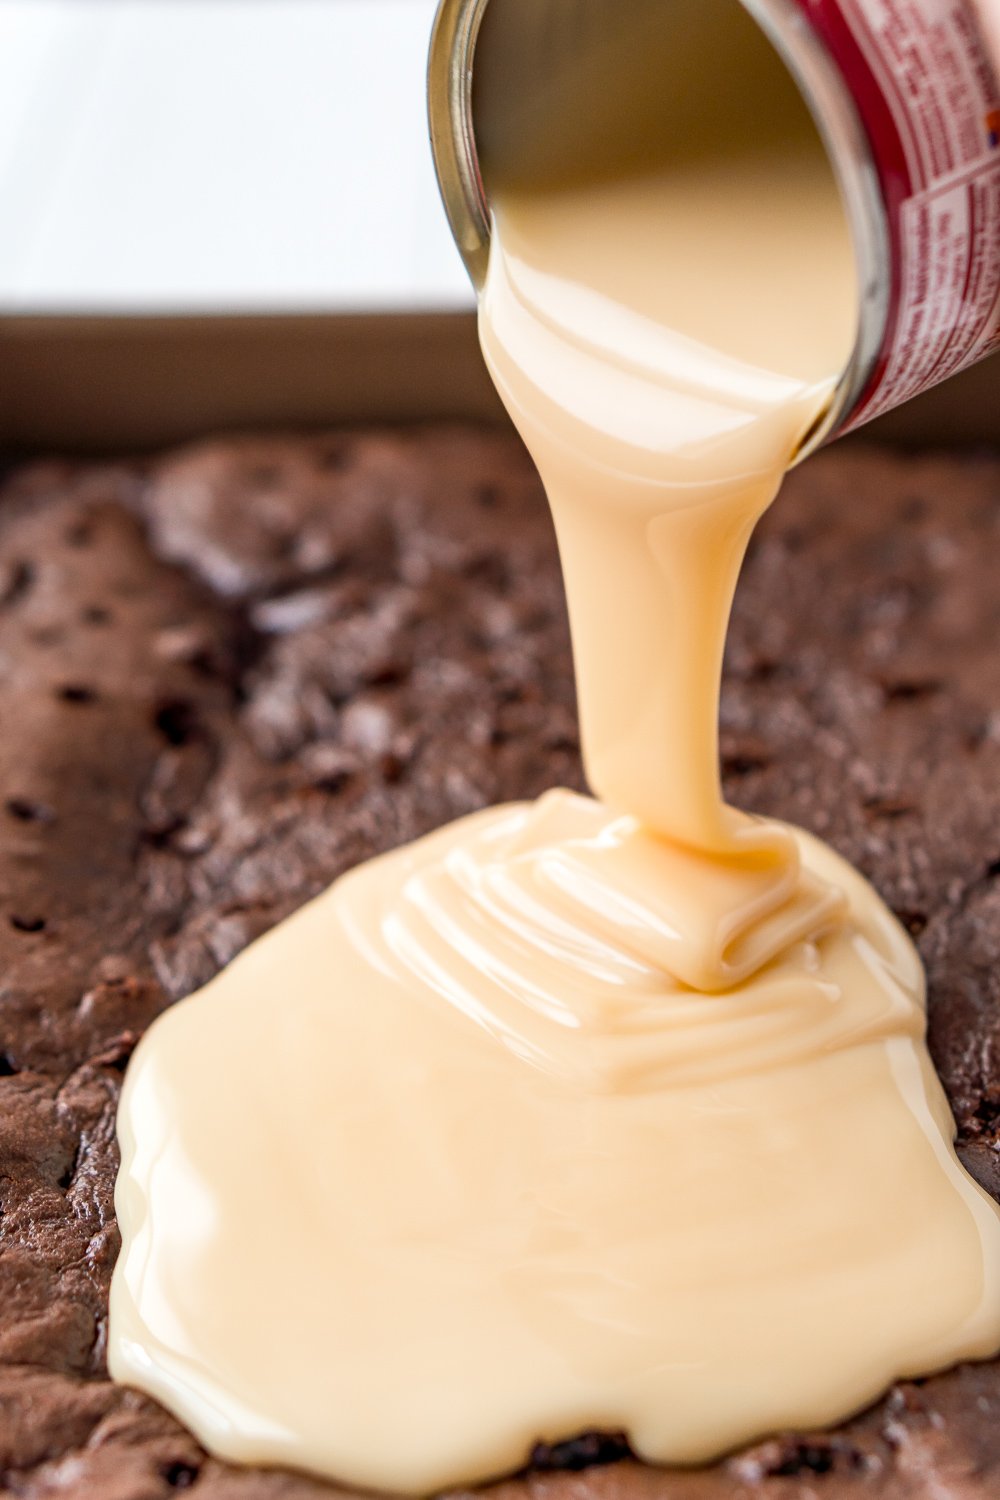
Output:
[{"xmin": 0, "ymin": 0, "xmax": 473, "ymax": 313}]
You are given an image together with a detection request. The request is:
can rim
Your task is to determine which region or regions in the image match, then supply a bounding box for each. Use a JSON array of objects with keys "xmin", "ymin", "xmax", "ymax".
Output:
[
  {"xmin": 427, "ymin": 0, "xmax": 492, "ymax": 288},
  {"xmin": 427, "ymin": 0, "xmax": 891, "ymax": 458}
]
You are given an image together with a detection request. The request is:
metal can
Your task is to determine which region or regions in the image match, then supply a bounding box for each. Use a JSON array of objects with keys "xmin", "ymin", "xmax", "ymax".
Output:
[{"xmin": 427, "ymin": 0, "xmax": 1000, "ymax": 456}]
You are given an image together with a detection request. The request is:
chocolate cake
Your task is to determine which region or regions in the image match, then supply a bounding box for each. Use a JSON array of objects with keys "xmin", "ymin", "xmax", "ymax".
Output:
[{"xmin": 2, "ymin": 427, "xmax": 1000, "ymax": 1498}]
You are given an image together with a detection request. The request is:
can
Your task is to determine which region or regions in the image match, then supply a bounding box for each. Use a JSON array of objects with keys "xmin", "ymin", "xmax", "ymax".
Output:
[{"xmin": 427, "ymin": 0, "xmax": 1000, "ymax": 457}]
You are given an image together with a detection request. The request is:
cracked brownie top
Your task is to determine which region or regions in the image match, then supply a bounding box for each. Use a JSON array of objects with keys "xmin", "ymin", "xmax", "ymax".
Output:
[{"xmin": 2, "ymin": 429, "xmax": 1000, "ymax": 1498}]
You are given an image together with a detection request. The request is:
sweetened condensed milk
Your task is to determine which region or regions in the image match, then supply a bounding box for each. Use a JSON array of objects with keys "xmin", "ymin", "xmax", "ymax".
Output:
[{"xmin": 111, "ymin": 0, "xmax": 1000, "ymax": 1491}]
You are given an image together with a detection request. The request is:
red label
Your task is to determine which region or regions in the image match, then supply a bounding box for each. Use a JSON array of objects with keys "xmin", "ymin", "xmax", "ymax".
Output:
[{"xmin": 796, "ymin": 0, "xmax": 1000, "ymax": 427}]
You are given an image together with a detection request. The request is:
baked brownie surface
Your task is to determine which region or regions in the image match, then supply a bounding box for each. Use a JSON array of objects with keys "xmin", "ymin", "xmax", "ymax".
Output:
[{"xmin": 2, "ymin": 428, "xmax": 1000, "ymax": 1499}]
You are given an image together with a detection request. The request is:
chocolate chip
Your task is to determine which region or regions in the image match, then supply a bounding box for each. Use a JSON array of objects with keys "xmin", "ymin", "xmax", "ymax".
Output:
[
  {"xmin": 771, "ymin": 1442, "xmax": 837, "ymax": 1476},
  {"xmin": 0, "ymin": 558, "xmax": 34, "ymax": 607},
  {"xmin": 731, "ymin": 1436, "xmax": 869, "ymax": 1481},
  {"xmin": 160, "ymin": 1460, "xmax": 201, "ymax": 1489},
  {"xmin": 154, "ymin": 700, "xmax": 203, "ymax": 747},
  {"xmin": 530, "ymin": 1432, "xmax": 631, "ymax": 1472},
  {"xmin": 881, "ymin": 678, "xmax": 944, "ymax": 704},
  {"xmin": 5, "ymin": 797, "xmax": 54, "ymax": 824},
  {"xmin": 723, "ymin": 753, "xmax": 771, "ymax": 777},
  {"xmin": 311, "ymin": 771, "xmax": 352, "ymax": 796}
]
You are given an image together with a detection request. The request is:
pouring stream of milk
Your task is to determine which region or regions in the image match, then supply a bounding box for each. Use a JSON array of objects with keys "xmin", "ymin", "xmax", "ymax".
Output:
[{"xmin": 109, "ymin": 1, "xmax": 1000, "ymax": 1490}]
